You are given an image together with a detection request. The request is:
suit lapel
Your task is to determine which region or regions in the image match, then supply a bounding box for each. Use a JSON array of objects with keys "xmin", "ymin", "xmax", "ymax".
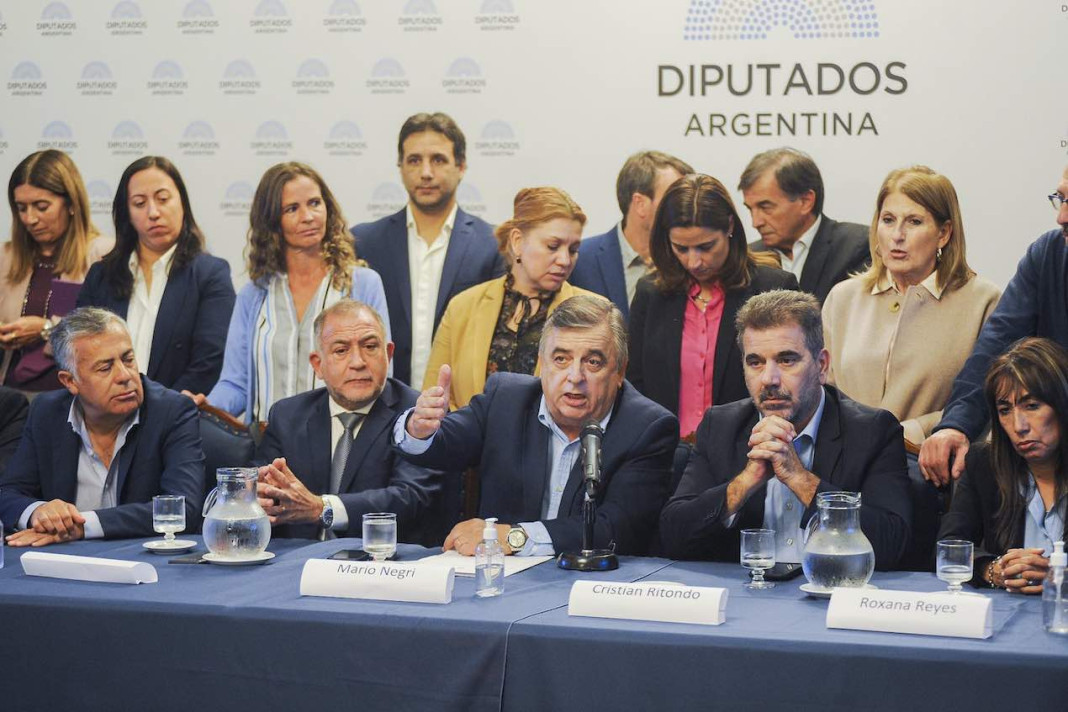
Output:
[
  {"xmin": 51, "ymin": 403, "xmax": 82, "ymax": 503},
  {"xmin": 737, "ymin": 404, "xmax": 767, "ymax": 526},
  {"xmin": 306, "ymin": 392, "xmax": 332, "ymax": 494},
  {"xmin": 146, "ymin": 264, "xmax": 188, "ymax": 378},
  {"xmin": 662, "ymin": 291, "xmax": 686, "ymax": 409},
  {"xmin": 339, "ymin": 384, "xmax": 396, "ymax": 493},
  {"xmin": 387, "ymin": 211, "xmax": 413, "ymax": 327},
  {"xmin": 712, "ymin": 287, "xmax": 744, "ymax": 403},
  {"xmin": 466, "ymin": 280, "xmax": 503, "ymax": 398},
  {"xmin": 810, "ymin": 387, "xmax": 843, "ymax": 485},
  {"xmin": 597, "ymin": 231, "xmax": 629, "ymax": 316},
  {"xmin": 520, "ymin": 403, "xmax": 550, "ymax": 519},
  {"xmin": 437, "ymin": 211, "xmax": 472, "ymax": 324},
  {"xmin": 799, "ymin": 217, "xmax": 832, "ymax": 295}
]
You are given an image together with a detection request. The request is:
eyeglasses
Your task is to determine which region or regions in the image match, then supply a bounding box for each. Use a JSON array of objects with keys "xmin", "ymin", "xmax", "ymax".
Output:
[{"xmin": 1049, "ymin": 193, "xmax": 1067, "ymax": 210}]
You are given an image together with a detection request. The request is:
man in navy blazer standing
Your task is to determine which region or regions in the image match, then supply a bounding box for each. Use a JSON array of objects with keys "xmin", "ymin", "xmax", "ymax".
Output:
[
  {"xmin": 569, "ymin": 151, "xmax": 692, "ymax": 319},
  {"xmin": 740, "ymin": 147, "xmax": 869, "ymax": 305},
  {"xmin": 0, "ymin": 308, "xmax": 204, "ymax": 546},
  {"xmin": 351, "ymin": 112, "xmax": 504, "ymax": 387},
  {"xmin": 394, "ymin": 295, "xmax": 678, "ymax": 557},
  {"xmin": 255, "ymin": 300, "xmax": 442, "ymax": 544}
]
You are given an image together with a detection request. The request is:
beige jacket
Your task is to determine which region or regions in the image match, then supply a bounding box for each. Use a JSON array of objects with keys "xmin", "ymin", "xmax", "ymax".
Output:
[{"xmin": 822, "ymin": 271, "xmax": 1001, "ymax": 445}]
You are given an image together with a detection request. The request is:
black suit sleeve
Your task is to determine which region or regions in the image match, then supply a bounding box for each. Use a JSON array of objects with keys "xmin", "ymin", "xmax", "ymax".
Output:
[
  {"xmin": 171, "ymin": 258, "xmax": 236, "ymax": 395},
  {"xmin": 0, "ymin": 388, "xmax": 28, "ymax": 477},
  {"xmin": 542, "ymin": 410, "xmax": 677, "ymax": 556}
]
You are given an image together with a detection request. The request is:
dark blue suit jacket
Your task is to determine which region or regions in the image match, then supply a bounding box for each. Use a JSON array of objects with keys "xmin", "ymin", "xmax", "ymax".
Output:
[
  {"xmin": 0, "ymin": 378, "xmax": 205, "ymax": 538},
  {"xmin": 351, "ymin": 207, "xmax": 504, "ymax": 386},
  {"xmin": 395, "ymin": 373, "xmax": 679, "ymax": 555},
  {"xmin": 256, "ymin": 379, "xmax": 443, "ymax": 544},
  {"xmin": 0, "ymin": 386, "xmax": 28, "ymax": 478},
  {"xmin": 76, "ymin": 253, "xmax": 236, "ymax": 395},
  {"xmin": 569, "ymin": 225, "xmax": 631, "ymax": 318},
  {"xmin": 659, "ymin": 386, "xmax": 911, "ymax": 569}
]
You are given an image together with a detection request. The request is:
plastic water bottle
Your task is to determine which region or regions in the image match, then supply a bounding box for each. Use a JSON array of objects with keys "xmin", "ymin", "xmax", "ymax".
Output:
[
  {"xmin": 474, "ymin": 517, "xmax": 504, "ymax": 598},
  {"xmin": 1043, "ymin": 541, "xmax": 1068, "ymax": 634}
]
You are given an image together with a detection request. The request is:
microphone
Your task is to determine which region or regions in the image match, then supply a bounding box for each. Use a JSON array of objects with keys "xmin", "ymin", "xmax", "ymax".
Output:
[{"xmin": 581, "ymin": 421, "xmax": 603, "ymax": 494}]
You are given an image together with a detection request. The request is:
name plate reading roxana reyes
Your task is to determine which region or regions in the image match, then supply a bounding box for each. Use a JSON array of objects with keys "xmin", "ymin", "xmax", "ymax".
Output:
[
  {"xmin": 826, "ymin": 588, "xmax": 992, "ymax": 639},
  {"xmin": 299, "ymin": 559, "xmax": 454, "ymax": 604},
  {"xmin": 568, "ymin": 580, "xmax": 728, "ymax": 626}
]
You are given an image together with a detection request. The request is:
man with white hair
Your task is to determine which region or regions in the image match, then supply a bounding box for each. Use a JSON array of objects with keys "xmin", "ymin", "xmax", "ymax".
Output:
[{"xmin": 0, "ymin": 307, "xmax": 203, "ymax": 546}]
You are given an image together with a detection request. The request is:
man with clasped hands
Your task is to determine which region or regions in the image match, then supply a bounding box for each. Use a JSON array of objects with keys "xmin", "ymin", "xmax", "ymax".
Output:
[
  {"xmin": 255, "ymin": 299, "xmax": 442, "ymax": 543},
  {"xmin": 659, "ymin": 290, "xmax": 911, "ymax": 569},
  {"xmin": 0, "ymin": 307, "xmax": 203, "ymax": 545},
  {"xmin": 393, "ymin": 295, "xmax": 678, "ymax": 557}
]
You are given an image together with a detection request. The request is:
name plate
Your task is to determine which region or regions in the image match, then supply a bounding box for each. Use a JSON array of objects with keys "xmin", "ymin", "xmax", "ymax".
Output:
[
  {"xmin": 299, "ymin": 559, "xmax": 454, "ymax": 604},
  {"xmin": 20, "ymin": 551, "xmax": 158, "ymax": 584},
  {"xmin": 568, "ymin": 580, "xmax": 728, "ymax": 626},
  {"xmin": 826, "ymin": 588, "xmax": 992, "ymax": 639}
]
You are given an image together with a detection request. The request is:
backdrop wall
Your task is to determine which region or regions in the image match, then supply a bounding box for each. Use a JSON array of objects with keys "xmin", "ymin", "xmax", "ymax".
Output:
[{"xmin": 0, "ymin": 0, "xmax": 1065, "ymax": 289}]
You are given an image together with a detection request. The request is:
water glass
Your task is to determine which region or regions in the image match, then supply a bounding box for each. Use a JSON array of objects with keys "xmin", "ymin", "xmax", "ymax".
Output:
[
  {"xmin": 152, "ymin": 495, "xmax": 186, "ymax": 543},
  {"xmin": 362, "ymin": 512, "xmax": 397, "ymax": 562},
  {"xmin": 741, "ymin": 528, "xmax": 776, "ymax": 590},
  {"xmin": 936, "ymin": 539, "xmax": 973, "ymax": 594}
]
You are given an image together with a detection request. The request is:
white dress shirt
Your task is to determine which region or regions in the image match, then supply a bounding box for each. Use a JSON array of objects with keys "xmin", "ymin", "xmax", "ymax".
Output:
[
  {"xmin": 775, "ymin": 215, "xmax": 822, "ymax": 278},
  {"xmin": 127, "ymin": 243, "xmax": 177, "ymax": 372},
  {"xmin": 407, "ymin": 203, "xmax": 457, "ymax": 387},
  {"xmin": 322, "ymin": 395, "xmax": 375, "ymax": 532}
]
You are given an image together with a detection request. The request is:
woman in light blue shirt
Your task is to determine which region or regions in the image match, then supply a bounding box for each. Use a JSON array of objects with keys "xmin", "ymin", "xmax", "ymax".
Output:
[
  {"xmin": 199, "ymin": 162, "xmax": 389, "ymax": 423},
  {"xmin": 939, "ymin": 337, "xmax": 1068, "ymax": 592}
]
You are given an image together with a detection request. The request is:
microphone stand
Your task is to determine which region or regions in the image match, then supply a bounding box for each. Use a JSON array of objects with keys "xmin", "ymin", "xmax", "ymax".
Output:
[{"xmin": 557, "ymin": 477, "xmax": 619, "ymax": 571}]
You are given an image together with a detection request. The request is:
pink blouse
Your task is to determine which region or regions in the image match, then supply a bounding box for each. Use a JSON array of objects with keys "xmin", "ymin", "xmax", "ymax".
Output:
[{"xmin": 678, "ymin": 281, "xmax": 725, "ymax": 437}]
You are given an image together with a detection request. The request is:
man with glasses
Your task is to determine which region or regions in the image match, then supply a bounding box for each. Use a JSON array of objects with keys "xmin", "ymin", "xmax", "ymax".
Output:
[{"xmin": 920, "ymin": 165, "xmax": 1068, "ymax": 485}]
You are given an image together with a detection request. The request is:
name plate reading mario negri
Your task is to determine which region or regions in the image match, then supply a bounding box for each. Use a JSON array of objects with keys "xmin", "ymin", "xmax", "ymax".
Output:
[
  {"xmin": 300, "ymin": 559, "xmax": 454, "ymax": 604},
  {"xmin": 826, "ymin": 588, "xmax": 992, "ymax": 639},
  {"xmin": 568, "ymin": 580, "xmax": 728, "ymax": 626}
]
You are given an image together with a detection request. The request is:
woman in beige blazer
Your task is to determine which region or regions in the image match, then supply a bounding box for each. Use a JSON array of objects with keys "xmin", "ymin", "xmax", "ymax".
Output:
[
  {"xmin": 822, "ymin": 165, "xmax": 1001, "ymax": 446},
  {"xmin": 1, "ymin": 150, "xmax": 111, "ymax": 393},
  {"xmin": 423, "ymin": 187, "xmax": 597, "ymax": 409}
]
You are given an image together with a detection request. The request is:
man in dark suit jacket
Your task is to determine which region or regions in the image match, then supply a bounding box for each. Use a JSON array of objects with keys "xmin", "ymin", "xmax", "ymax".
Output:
[
  {"xmin": 351, "ymin": 112, "xmax": 504, "ymax": 387},
  {"xmin": 570, "ymin": 151, "xmax": 692, "ymax": 319},
  {"xmin": 740, "ymin": 147, "xmax": 869, "ymax": 304},
  {"xmin": 255, "ymin": 299, "xmax": 443, "ymax": 544},
  {"xmin": 77, "ymin": 252, "xmax": 235, "ymax": 395},
  {"xmin": 396, "ymin": 295, "xmax": 678, "ymax": 557},
  {"xmin": 0, "ymin": 386, "xmax": 28, "ymax": 477},
  {"xmin": 659, "ymin": 290, "xmax": 911, "ymax": 569},
  {"xmin": 0, "ymin": 308, "xmax": 203, "ymax": 545}
]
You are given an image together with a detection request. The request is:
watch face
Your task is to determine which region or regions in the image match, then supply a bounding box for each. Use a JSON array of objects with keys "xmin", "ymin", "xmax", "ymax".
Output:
[
  {"xmin": 320, "ymin": 502, "xmax": 333, "ymax": 528},
  {"xmin": 507, "ymin": 528, "xmax": 526, "ymax": 549}
]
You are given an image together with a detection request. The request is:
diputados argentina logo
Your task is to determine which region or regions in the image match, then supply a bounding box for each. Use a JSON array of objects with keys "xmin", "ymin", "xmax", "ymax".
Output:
[{"xmin": 659, "ymin": 61, "xmax": 907, "ymax": 138}]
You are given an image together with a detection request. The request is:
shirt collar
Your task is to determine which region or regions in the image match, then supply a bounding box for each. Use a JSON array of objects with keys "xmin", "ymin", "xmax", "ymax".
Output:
[
  {"xmin": 756, "ymin": 385, "xmax": 826, "ymax": 447},
  {"xmin": 537, "ymin": 394, "xmax": 614, "ymax": 445},
  {"xmin": 871, "ymin": 269, "xmax": 945, "ymax": 300},
  {"xmin": 793, "ymin": 214, "xmax": 822, "ymax": 255},
  {"xmin": 67, "ymin": 396, "xmax": 141, "ymax": 451},
  {"xmin": 406, "ymin": 203, "xmax": 458, "ymax": 243},
  {"xmin": 128, "ymin": 242, "xmax": 178, "ymax": 275},
  {"xmin": 616, "ymin": 222, "xmax": 644, "ymax": 268}
]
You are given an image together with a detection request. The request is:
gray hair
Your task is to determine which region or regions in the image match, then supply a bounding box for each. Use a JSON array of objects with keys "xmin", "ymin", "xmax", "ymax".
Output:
[
  {"xmin": 52, "ymin": 307, "xmax": 130, "ymax": 377},
  {"xmin": 539, "ymin": 295, "xmax": 628, "ymax": 373},
  {"xmin": 738, "ymin": 147, "xmax": 825, "ymax": 215},
  {"xmin": 312, "ymin": 299, "xmax": 387, "ymax": 351},
  {"xmin": 734, "ymin": 290, "xmax": 824, "ymax": 357},
  {"xmin": 615, "ymin": 150, "xmax": 694, "ymax": 219}
]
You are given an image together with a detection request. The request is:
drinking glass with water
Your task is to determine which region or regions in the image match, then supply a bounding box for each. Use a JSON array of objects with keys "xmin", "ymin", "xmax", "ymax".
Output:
[{"xmin": 362, "ymin": 513, "xmax": 397, "ymax": 561}]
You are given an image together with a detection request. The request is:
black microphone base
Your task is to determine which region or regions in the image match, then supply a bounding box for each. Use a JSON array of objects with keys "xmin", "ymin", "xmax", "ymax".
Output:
[{"xmin": 556, "ymin": 549, "xmax": 619, "ymax": 572}]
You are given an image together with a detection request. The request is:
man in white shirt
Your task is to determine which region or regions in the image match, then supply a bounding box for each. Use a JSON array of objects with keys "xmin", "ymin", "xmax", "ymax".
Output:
[
  {"xmin": 255, "ymin": 299, "xmax": 442, "ymax": 543},
  {"xmin": 351, "ymin": 112, "xmax": 504, "ymax": 387},
  {"xmin": 740, "ymin": 147, "xmax": 869, "ymax": 304},
  {"xmin": 569, "ymin": 150, "xmax": 693, "ymax": 319}
]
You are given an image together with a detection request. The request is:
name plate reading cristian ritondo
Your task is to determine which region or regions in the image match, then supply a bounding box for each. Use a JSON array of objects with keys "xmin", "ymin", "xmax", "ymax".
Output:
[
  {"xmin": 568, "ymin": 581, "xmax": 728, "ymax": 626},
  {"xmin": 300, "ymin": 559, "xmax": 454, "ymax": 604},
  {"xmin": 827, "ymin": 588, "xmax": 992, "ymax": 639}
]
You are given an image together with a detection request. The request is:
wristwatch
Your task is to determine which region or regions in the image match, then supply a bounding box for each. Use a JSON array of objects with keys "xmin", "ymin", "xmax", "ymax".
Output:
[
  {"xmin": 40, "ymin": 319, "xmax": 53, "ymax": 342},
  {"xmin": 506, "ymin": 526, "xmax": 528, "ymax": 551},
  {"xmin": 319, "ymin": 497, "xmax": 334, "ymax": 529}
]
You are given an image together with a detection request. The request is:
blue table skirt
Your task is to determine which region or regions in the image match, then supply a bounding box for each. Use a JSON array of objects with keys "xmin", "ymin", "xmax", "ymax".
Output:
[
  {"xmin": 0, "ymin": 537, "xmax": 671, "ymax": 712},
  {"xmin": 502, "ymin": 561, "xmax": 1068, "ymax": 711}
]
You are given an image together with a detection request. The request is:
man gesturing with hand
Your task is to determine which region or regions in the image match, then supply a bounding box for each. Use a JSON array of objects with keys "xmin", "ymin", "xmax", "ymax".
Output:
[{"xmin": 660, "ymin": 290, "xmax": 911, "ymax": 569}]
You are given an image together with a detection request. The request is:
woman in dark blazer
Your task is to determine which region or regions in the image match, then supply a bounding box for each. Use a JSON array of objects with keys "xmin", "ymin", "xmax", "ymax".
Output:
[
  {"xmin": 628, "ymin": 173, "xmax": 797, "ymax": 438},
  {"xmin": 77, "ymin": 156, "xmax": 235, "ymax": 394},
  {"xmin": 939, "ymin": 337, "xmax": 1068, "ymax": 593}
]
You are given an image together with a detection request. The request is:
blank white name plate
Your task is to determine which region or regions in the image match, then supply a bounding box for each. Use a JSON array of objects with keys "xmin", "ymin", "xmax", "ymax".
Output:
[
  {"xmin": 300, "ymin": 559, "xmax": 454, "ymax": 604},
  {"xmin": 568, "ymin": 580, "xmax": 728, "ymax": 626},
  {"xmin": 827, "ymin": 588, "xmax": 992, "ymax": 639},
  {"xmin": 20, "ymin": 551, "xmax": 158, "ymax": 584}
]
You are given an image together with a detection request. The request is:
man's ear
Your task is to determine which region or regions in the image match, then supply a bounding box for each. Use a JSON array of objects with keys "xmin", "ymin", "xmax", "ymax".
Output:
[{"xmin": 57, "ymin": 369, "xmax": 78, "ymax": 396}]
